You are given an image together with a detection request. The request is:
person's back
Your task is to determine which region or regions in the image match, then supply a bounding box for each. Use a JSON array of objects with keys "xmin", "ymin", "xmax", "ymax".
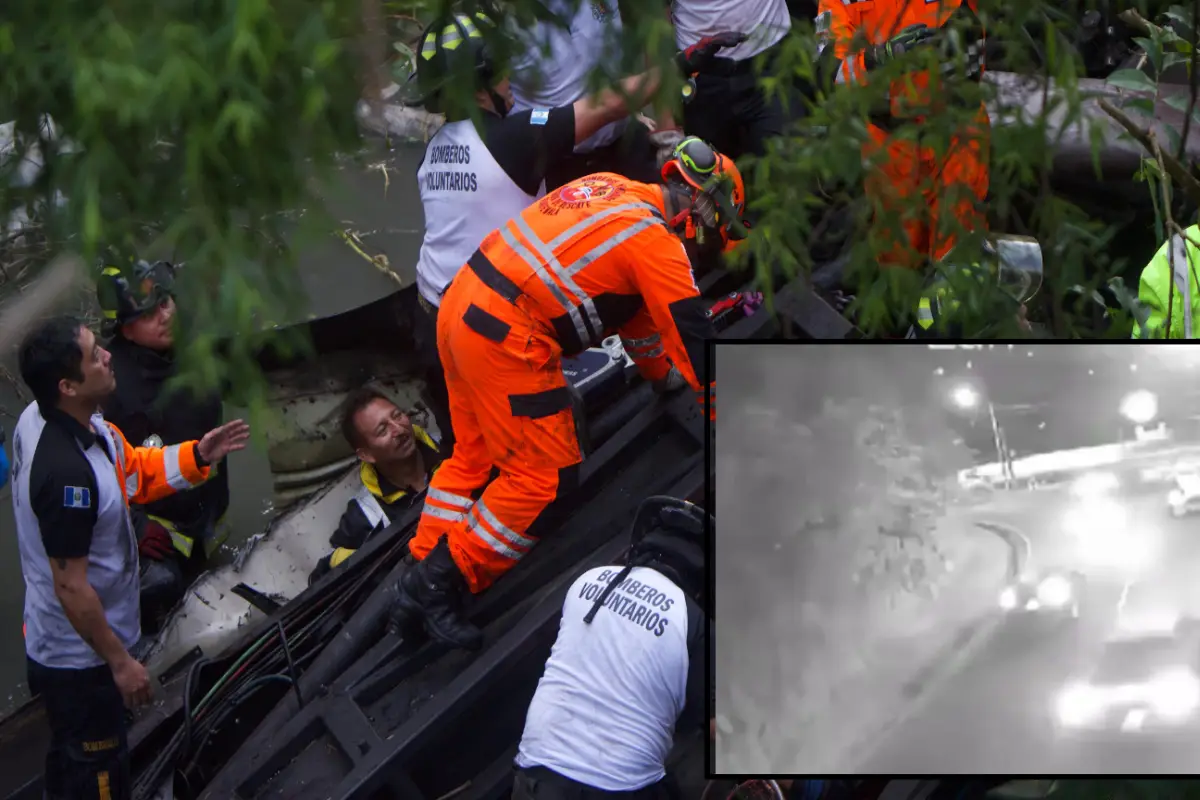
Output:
[
  {"xmin": 509, "ymin": 0, "xmax": 627, "ymax": 154},
  {"xmin": 476, "ymin": 172, "xmax": 688, "ymax": 354},
  {"xmin": 517, "ymin": 565, "xmax": 693, "ymax": 787},
  {"xmin": 414, "ymin": 113, "xmax": 551, "ymax": 309},
  {"xmin": 514, "ymin": 496, "xmax": 711, "ymax": 796}
]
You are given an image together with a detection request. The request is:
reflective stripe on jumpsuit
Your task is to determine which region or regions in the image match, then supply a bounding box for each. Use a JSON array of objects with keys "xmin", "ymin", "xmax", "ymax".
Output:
[
  {"xmin": 821, "ymin": 0, "xmax": 989, "ymax": 269},
  {"xmin": 410, "ymin": 176, "xmax": 686, "ymax": 594}
]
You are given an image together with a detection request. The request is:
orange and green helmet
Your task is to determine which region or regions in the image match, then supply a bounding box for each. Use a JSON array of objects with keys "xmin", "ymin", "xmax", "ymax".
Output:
[{"xmin": 661, "ymin": 136, "xmax": 749, "ymax": 253}]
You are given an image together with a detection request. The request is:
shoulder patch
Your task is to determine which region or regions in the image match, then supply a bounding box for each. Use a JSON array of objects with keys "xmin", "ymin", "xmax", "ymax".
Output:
[
  {"xmin": 530, "ymin": 109, "xmax": 550, "ymax": 126},
  {"xmin": 63, "ymin": 486, "xmax": 91, "ymax": 509}
]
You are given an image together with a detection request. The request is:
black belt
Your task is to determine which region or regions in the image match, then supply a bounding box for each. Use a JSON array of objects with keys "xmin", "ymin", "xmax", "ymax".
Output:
[
  {"xmin": 696, "ymin": 36, "xmax": 785, "ymax": 78},
  {"xmin": 700, "ymin": 55, "xmax": 755, "ymax": 77}
]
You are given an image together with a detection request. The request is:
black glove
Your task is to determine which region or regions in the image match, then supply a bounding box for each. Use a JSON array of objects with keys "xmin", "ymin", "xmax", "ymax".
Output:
[
  {"xmin": 864, "ymin": 24, "xmax": 938, "ymax": 71},
  {"xmin": 675, "ymin": 31, "xmax": 749, "ymax": 76}
]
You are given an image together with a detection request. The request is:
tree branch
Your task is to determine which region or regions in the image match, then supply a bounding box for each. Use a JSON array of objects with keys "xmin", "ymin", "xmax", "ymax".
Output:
[{"xmin": 1098, "ymin": 98, "xmax": 1200, "ymax": 205}]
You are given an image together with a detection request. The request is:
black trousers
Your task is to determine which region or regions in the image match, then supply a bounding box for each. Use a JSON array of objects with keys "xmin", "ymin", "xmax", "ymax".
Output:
[
  {"xmin": 544, "ymin": 119, "xmax": 661, "ymax": 191},
  {"xmin": 513, "ymin": 766, "xmax": 679, "ymax": 800},
  {"xmin": 27, "ymin": 657, "xmax": 130, "ymax": 800},
  {"xmin": 682, "ymin": 37, "xmax": 798, "ymax": 162},
  {"xmin": 414, "ymin": 293, "xmax": 456, "ymax": 455}
]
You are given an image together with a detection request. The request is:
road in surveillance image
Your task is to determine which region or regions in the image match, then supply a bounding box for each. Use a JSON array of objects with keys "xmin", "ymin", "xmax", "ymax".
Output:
[{"xmin": 714, "ymin": 343, "xmax": 1200, "ymax": 774}]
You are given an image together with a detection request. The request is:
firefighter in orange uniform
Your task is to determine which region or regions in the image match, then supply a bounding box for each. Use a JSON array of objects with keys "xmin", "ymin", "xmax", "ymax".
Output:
[
  {"xmin": 817, "ymin": 0, "xmax": 988, "ymax": 271},
  {"xmin": 390, "ymin": 136, "xmax": 743, "ymax": 650}
]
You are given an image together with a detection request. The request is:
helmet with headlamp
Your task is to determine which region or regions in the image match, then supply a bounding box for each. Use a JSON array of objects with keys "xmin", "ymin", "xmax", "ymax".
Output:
[{"xmin": 661, "ymin": 136, "xmax": 749, "ymax": 254}]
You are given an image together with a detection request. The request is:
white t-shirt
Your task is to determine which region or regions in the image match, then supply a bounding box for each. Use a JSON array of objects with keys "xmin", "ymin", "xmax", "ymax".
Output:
[
  {"xmin": 670, "ymin": 0, "xmax": 793, "ymax": 62},
  {"xmin": 515, "ymin": 565, "xmax": 693, "ymax": 791},
  {"xmin": 414, "ymin": 120, "xmax": 543, "ymax": 307},
  {"xmin": 510, "ymin": 0, "xmax": 627, "ymax": 153}
]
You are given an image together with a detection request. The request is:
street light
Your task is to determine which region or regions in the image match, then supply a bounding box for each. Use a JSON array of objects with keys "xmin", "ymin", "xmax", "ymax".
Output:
[
  {"xmin": 1120, "ymin": 390, "xmax": 1159, "ymax": 425},
  {"xmin": 951, "ymin": 385, "xmax": 980, "ymax": 410},
  {"xmin": 949, "ymin": 383, "xmax": 1012, "ymax": 489}
]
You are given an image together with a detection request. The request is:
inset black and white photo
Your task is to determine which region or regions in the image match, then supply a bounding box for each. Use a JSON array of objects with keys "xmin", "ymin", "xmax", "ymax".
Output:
[{"xmin": 715, "ymin": 343, "xmax": 1200, "ymax": 774}]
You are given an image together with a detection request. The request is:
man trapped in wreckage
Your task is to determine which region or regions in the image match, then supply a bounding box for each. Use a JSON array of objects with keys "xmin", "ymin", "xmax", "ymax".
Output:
[
  {"xmin": 12, "ymin": 315, "xmax": 250, "ymax": 800},
  {"xmin": 309, "ymin": 387, "xmax": 446, "ymax": 584}
]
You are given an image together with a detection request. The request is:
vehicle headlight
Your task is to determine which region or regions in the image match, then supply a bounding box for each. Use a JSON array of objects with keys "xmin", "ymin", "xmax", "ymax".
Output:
[
  {"xmin": 1037, "ymin": 576, "xmax": 1073, "ymax": 607},
  {"xmin": 999, "ymin": 587, "xmax": 1018, "ymax": 610},
  {"xmin": 1148, "ymin": 668, "xmax": 1200, "ymax": 718},
  {"xmin": 1169, "ymin": 490, "xmax": 1185, "ymax": 506},
  {"xmin": 1056, "ymin": 683, "xmax": 1103, "ymax": 727}
]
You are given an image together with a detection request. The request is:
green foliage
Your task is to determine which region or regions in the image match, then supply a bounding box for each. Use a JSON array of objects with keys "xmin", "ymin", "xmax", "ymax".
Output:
[
  {"xmin": 5, "ymin": 0, "xmax": 1200, "ymax": 427},
  {"xmin": 0, "ymin": 0, "xmax": 364, "ymax": 414}
]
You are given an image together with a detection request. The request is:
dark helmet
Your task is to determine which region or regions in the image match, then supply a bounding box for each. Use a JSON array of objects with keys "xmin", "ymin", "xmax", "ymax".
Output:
[
  {"xmin": 661, "ymin": 136, "xmax": 749, "ymax": 254},
  {"xmin": 584, "ymin": 496, "xmax": 709, "ymax": 624},
  {"xmin": 96, "ymin": 258, "xmax": 177, "ymax": 329},
  {"xmin": 414, "ymin": 11, "xmax": 506, "ymax": 116}
]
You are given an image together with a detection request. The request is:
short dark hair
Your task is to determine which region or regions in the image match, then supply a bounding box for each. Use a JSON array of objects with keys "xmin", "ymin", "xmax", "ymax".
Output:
[
  {"xmin": 19, "ymin": 315, "xmax": 87, "ymax": 410},
  {"xmin": 340, "ymin": 386, "xmax": 398, "ymax": 450}
]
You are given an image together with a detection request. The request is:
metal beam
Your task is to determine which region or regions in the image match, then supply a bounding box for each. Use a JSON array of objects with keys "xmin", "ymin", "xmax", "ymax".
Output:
[{"xmin": 338, "ymin": 463, "xmax": 704, "ymax": 799}]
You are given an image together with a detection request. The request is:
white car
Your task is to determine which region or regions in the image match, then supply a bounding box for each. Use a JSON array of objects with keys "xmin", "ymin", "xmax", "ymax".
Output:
[
  {"xmin": 1054, "ymin": 635, "xmax": 1200, "ymax": 736},
  {"xmin": 1168, "ymin": 474, "xmax": 1200, "ymax": 518}
]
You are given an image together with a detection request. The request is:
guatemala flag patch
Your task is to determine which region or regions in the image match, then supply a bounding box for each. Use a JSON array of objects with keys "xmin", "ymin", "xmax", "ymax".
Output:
[{"xmin": 63, "ymin": 486, "xmax": 91, "ymax": 509}]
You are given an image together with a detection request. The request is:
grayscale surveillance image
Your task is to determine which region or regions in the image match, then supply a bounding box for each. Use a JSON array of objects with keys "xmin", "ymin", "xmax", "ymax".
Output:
[{"xmin": 715, "ymin": 343, "xmax": 1200, "ymax": 775}]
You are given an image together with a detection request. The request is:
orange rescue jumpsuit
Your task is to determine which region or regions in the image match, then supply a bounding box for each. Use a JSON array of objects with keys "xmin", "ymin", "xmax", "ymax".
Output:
[
  {"xmin": 412, "ymin": 173, "xmax": 715, "ymax": 593},
  {"xmin": 820, "ymin": 0, "xmax": 989, "ymax": 269}
]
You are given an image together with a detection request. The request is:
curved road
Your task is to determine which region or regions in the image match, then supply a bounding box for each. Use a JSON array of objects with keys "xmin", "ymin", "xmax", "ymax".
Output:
[{"xmin": 860, "ymin": 488, "xmax": 1200, "ymax": 774}]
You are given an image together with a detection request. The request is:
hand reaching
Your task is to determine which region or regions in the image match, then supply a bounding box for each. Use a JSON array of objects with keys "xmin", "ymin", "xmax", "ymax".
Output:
[{"xmin": 197, "ymin": 419, "xmax": 251, "ymax": 465}]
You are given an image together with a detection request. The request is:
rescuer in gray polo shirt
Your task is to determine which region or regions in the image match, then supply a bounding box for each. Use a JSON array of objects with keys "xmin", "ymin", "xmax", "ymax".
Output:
[{"xmin": 12, "ymin": 315, "xmax": 250, "ymax": 800}]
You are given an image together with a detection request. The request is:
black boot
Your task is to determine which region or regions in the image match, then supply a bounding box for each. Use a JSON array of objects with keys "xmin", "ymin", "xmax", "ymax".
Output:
[{"xmin": 390, "ymin": 536, "xmax": 483, "ymax": 651}]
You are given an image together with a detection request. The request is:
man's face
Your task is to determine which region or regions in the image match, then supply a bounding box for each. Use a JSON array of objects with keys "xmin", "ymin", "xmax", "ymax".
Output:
[
  {"xmin": 353, "ymin": 398, "xmax": 416, "ymax": 463},
  {"xmin": 61, "ymin": 326, "xmax": 116, "ymax": 405},
  {"xmin": 122, "ymin": 295, "xmax": 176, "ymax": 350}
]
